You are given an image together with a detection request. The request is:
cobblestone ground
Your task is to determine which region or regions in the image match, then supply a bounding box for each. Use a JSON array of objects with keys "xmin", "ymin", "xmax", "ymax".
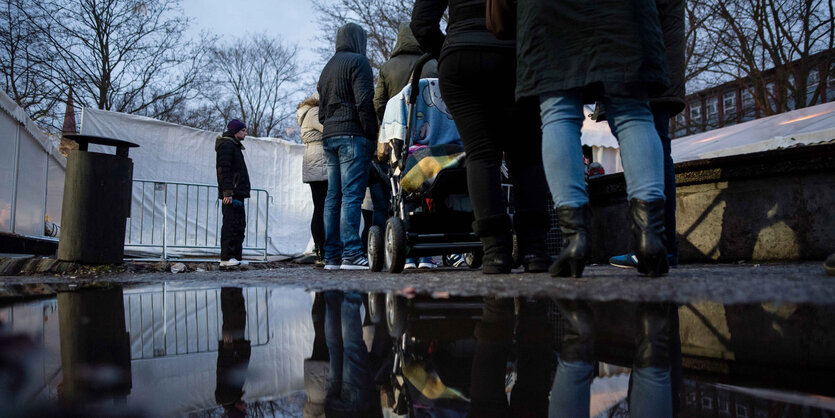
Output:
[{"xmin": 1, "ymin": 261, "xmax": 832, "ymax": 304}]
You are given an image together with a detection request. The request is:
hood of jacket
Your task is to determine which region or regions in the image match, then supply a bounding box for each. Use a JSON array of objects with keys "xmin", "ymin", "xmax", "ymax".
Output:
[
  {"xmin": 335, "ymin": 23, "xmax": 367, "ymax": 56},
  {"xmin": 297, "ymin": 105, "xmax": 314, "ymax": 126},
  {"xmin": 391, "ymin": 22, "xmax": 423, "ymax": 57},
  {"xmin": 215, "ymin": 135, "xmax": 242, "ymax": 151}
]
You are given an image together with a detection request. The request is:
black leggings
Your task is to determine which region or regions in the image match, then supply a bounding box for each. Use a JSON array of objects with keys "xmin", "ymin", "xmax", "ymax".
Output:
[
  {"xmin": 439, "ymin": 48, "xmax": 548, "ymax": 221},
  {"xmin": 309, "ymin": 181, "xmax": 327, "ymax": 251}
]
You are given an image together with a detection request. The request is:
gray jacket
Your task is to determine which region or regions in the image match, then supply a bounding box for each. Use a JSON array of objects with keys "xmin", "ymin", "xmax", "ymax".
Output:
[{"xmin": 298, "ymin": 104, "xmax": 327, "ymax": 183}]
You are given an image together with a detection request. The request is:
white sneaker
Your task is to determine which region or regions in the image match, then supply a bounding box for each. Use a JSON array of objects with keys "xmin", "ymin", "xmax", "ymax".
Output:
[
  {"xmin": 324, "ymin": 260, "xmax": 341, "ymax": 270},
  {"xmin": 418, "ymin": 258, "xmax": 438, "ymax": 269},
  {"xmin": 219, "ymin": 258, "xmax": 241, "ymax": 267},
  {"xmin": 404, "ymin": 260, "xmax": 417, "ymax": 269}
]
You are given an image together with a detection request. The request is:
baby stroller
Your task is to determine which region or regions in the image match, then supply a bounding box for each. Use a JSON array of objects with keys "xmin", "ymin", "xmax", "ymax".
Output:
[{"xmin": 368, "ymin": 54, "xmax": 483, "ymax": 273}]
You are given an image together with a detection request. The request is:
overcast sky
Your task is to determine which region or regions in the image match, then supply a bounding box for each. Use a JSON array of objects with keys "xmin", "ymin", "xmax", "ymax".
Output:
[{"xmin": 180, "ymin": 0, "xmax": 328, "ymax": 83}]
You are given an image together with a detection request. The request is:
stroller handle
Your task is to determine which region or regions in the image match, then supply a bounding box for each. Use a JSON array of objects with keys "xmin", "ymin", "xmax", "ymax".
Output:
[{"xmin": 401, "ymin": 53, "xmax": 436, "ymax": 171}]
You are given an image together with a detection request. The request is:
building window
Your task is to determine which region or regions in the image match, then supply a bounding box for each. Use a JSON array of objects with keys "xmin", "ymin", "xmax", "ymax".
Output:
[
  {"xmin": 809, "ymin": 69, "xmax": 820, "ymax": 87},
  {"xmin": 707, "ymin": 97, "xmax": 718, "ymax": 116},
  {"xmin": 736, "ymin": 404, "xmax": 750, "ymax": 418},
  {"xmin": 702, "ymin": 396, "xmax": 714, "ymax": 410},
  {"xmin": 690, "ymin": 103, "xmax": 702, "ymax": 120},
  {"xmin": 724, "ymin": 91, "xmax": 736, "ymax": 115},
  {"xmin": 675, "ymin": 112, "xmax": 686, "ymax": 126},
  {"xmin": 741, "ymin": 89, "xmax": 753, "ymax": 105}
]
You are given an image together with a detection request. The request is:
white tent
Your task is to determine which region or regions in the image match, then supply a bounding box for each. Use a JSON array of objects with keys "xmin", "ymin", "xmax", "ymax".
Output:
[
  {"xmin": 80, "ymin": 108, "xmax": 311, "ymax": 257},
  {"xmin": 0, "ymin": 90, "xmax": 66, "ymax": 238},
  {"xmin": 671, "ymin": 101, "xmax": 835, "ymax": 162},
  {"xmin": 580, "ymin": 106, "xmax": 622, "ymax": 174}
]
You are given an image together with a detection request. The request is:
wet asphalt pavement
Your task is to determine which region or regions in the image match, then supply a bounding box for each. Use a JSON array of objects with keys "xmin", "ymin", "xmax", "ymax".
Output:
[{"xmin": 1, "ymin": 261, "xmax": 831, "ymax": 304}]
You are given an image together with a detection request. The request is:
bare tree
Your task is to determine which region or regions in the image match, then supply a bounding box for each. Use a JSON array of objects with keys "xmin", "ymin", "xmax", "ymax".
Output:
[
  {"xmin": 312, "ymin": 0, "xmax": 417, "ymax": 71},
  {"xmin": 0, "ymin": 0, "xmax": 61, "ymax": 123},
  {"xmin": 695, "ymin": 0, "xmax": 833, "ymax": 115},
  {"xmin": 25, "ymin": 0, "xmax": 211, "ymax": 124},
  {"xmin": 208, "ymin": 34, "xmax": 302, "ymax": 138}
]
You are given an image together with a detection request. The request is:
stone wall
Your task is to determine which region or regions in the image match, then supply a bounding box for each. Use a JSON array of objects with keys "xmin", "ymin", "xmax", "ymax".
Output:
[{"xmin": 587, "ymin": 143, "xmax": 835, "ymax": 263}]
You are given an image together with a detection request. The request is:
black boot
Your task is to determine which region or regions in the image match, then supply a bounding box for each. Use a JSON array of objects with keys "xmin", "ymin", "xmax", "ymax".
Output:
[
  {"xmin": 634, "ymin": 303, "xmax": 671, "ymax": 369},
  {"xmin": 630, "ymin": 199, "xmax": 669, "ymax": 277},
  {"xmin": 473, "ymin": 214, "xmax": 513, "ymax": 274},
  {"xmin": 314, "ymin": 246, "xmax": 325, "ymax": 268},
  {"xmin": 514, "ymin": 209, "xmax": 551, "ymax": 273},
  {"xmin": 550, "ymin": 205, "xmax": 591, "ymax": 278}
]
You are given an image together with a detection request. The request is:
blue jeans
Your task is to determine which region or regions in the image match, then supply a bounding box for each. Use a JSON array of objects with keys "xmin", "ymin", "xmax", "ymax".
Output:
[
  {"xmin": 549, "ymin": 360, "xmax": 671, "ymax": 418},
  {"xmin": 540, "ymin": 92, "xmax": 665, "ymax": 208},
  {"xmin": 323, "ymin": 136, "xmax": 373, "ymax": 262},
  {"xmin": 324, "ymin": 291, "xmax": 374, "ymax": 414}
]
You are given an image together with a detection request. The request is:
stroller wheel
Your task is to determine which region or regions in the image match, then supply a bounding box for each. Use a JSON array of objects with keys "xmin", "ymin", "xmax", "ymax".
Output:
[
  {"xmin": 368, "ymin": 225, "xmax": 384, "ymax": 272},
  {"xmin": 465, "ymin": 249, "xmax": 484, "ymax": 269},
  {"xmin": 386, "ymin": 292, "xmax": 408, "ymax": 338},
  {"xmin": 368, "ymin": 292, "xmax": 386, "ymax": 324},
  {"xmin": 384, "ymin": 217, "xmax": 407, "ymax": 273}
]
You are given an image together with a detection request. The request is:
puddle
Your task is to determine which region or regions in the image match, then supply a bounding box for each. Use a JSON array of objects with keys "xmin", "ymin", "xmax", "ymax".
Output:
[{"xmin": 0, "ymin": 282, "xmax": 833, "ymax": 416}]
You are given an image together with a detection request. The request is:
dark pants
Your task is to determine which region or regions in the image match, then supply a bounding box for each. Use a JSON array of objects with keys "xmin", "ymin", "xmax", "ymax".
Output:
[
  {"xmin": 439, "ymin": 49, "xmax": 548, "ymax": 220},
  {"xmin": 653, "ymin": 109, "xmax": 678, "ymax": 259},
  {"xmin": 221, "ymin": 201, "xmax": 246, "ymax": 261},
  {"xmin": 309, "ymin": 181, "xmax": 327, "ymax": 252}
]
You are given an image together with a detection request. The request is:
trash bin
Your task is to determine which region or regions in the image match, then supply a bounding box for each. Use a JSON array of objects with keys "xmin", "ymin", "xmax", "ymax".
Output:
[{"xmin": 57, "ymin": 135, "xmax": 139, "ymax": 264}]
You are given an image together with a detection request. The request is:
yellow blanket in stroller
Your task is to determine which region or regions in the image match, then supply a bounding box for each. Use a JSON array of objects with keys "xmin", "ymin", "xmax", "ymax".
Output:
[{"xmin": 400, "ymin": 144, "xmax": 466, "ymax": 193}]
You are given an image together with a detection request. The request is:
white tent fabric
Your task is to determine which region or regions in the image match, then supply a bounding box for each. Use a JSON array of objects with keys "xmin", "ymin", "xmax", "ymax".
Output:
[
  {"xmin": 0, "ymin": 90, "xmax": 65, "ymax": 236},
  {"xmin": 80, "ymin": 107, "xmax": 310, "ymax": 256},
  {"xmin": 580, "ymin": 106, "xmax": 623, "ymax": 174},
  {"xmin": 672, "ymin": 101, "xmax": 835, "ymax": 162}
]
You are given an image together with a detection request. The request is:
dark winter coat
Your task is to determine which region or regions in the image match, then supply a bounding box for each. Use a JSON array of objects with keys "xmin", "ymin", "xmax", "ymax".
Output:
[
  {"xmin": 411, "ymin": 0, "xmax": 514, "ymax": 62},
  {"xmin": 215, "ymin": 135, "xmax": 251, "ymax": 199},
  {"xmin": 515, "ymin": 0, "xmax": 670, "ymax": 102},
  {"xmin": 373, "ymin": 23, "xmax": 439, "ymax": 121},
  {"xmin": 650, "ymin": 0, "xmax": 686, "ymax": 115},
  {"xmin": 317, "ymin": 23, "xmax": 378, "ymax": 141}
]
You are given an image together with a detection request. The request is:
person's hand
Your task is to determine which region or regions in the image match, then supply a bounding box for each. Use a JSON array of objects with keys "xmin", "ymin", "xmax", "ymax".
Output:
[{"xmin": 223, "ymin": 196, "xmax": 233, "ymax": 205}]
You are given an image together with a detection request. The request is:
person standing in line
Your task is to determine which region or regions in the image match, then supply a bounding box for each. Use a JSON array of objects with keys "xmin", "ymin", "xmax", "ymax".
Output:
[
  {"xmin": 411, "ymin": 0, "xmax": 551, "ymax": 274},
  {"xmin": 298, "ymin": 94, "xmax": 327, "ymax": 268},
  {"xmin": 318, "ymin": 23, "xmax": 378, "ymax": 270},
  {"xmin": 216, "ymin": 119, "xmax": 250, "ymax": 267}
]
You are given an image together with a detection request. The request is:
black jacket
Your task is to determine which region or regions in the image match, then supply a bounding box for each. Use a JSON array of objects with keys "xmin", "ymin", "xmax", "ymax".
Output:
[
  {"xmin": 650, "ymin": 0, "xmax": 686, "ymax": 115},
  {"xmin": 318, "ymin": 23, "xmax": 378, "ymax": 141},
  {"xmin": 215, "ymin": 134, "xmax": 251, "ymax": 199},
  {"xmin": 411, "ymin": 0, "xmax": 514, "ymax": 62},
  {"xmin": 515, "ymin": 0, "xmax": 669, "ymax": 102},
  {"xmin": 373, "ymin": 23, "xmax": 439, "ymax": 121}
]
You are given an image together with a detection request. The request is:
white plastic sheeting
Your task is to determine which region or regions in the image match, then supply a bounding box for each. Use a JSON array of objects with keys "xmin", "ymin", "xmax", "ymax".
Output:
[
  {"xmin": 0, "ymin": 90, "xmax": 66, "ymax": 236},
  {"xmin": 80, "ymin": 107, "xmax": 311, "ymax": 256},
  {"xmin": 580, "ymin": 106, "xmax": 622, "ymax": 174},
  {"xmin": 672, "ymin": 101, "xmax": 835, "ymax": 162}
]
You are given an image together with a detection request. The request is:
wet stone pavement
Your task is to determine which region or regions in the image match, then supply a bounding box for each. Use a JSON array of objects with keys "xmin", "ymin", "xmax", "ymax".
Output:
[
  {"xmin": 0, "ymin": 261, "xmax": 832, "ymax": 304},
  {"xmin": 0, "ymin": 261, "xmax": 833, "ymax": 417}
]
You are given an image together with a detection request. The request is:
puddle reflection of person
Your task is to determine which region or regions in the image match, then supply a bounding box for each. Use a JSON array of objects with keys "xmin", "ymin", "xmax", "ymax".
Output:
[
  {"xmin": 323, "ymin": 290, "xmax": 379, "ymax": 416},
  {"xmin": 216, "ymin": 287, "xmax": 251, "ymax": 418},
  {"xmin": 550, "ymin": 301, "xmax": 672, "ymax": 418}
]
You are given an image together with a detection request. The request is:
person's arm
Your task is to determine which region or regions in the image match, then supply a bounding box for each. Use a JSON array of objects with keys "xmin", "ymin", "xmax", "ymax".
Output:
[
  {"xmin": 411, "ymin": 0, "xmax": 448, "ymax": 58},
  {"xmin": 353, "ymin": 57, "xmax": 379, "ymax": 140},
  {"xmin": 216, "ymin": 142, "xmax": 236, "ymax": 202},
  {"xmin": 374, "ymin": 70, "xmax": 388, "ymax": 123}
]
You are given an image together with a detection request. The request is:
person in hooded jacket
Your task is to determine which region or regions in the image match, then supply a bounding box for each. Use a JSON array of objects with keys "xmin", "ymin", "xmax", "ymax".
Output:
[
  {"xmin": 216, "ymin": 119, "xmax": 250, "ymax": 267},
  {"xmin": 373, "ymin": 22, "xmax": 439, "ymax": 121},
  {"xmin": 317, "ymin": 22, "xmax": 378, "ymax": 270},
  {"xmin": 411, "ymin": 0, "xmax": 551, "ymax": 275},
  {"xmin": 298, "ymin": 94, "xmax": 327, "ymax": 267}
]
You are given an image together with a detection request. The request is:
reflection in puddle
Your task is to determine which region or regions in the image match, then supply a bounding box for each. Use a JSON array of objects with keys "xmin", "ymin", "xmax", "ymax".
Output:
[{"xmin": 0, "ymin": 284, "xmax": 833, "ymax": 416}]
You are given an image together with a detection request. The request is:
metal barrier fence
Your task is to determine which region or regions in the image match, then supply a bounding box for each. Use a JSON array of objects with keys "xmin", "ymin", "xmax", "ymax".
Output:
[
  {"xmin": 124, "ymin": 286, "xmax": 271, "ymax": 360},
  {"xmin": 125, "ymin": 180, "xmax": 270, "ymax": 261}
]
